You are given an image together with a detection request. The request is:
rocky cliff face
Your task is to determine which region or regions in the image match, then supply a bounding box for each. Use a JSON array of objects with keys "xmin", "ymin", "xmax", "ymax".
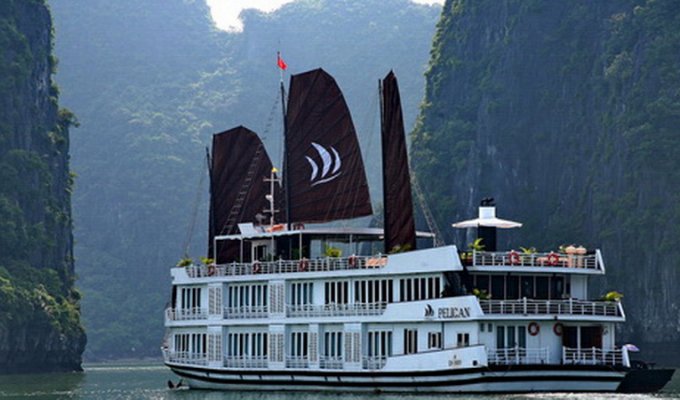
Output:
[
  {"xmin": 0, "ymin": 0, "xmax": 85, "ymax": 373},
  {"xmin": 412, "ymin": 0, "xmax": 680, "ymax": 345}
]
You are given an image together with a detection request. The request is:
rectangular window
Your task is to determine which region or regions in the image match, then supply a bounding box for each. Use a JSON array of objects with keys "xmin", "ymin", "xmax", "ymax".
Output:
[
  {"xmin": 404, "ymin": 329, "xmax": 418, "ymax": 354},
  {"xmin": 290, "ymin": 331, "xmax": 309, "ymax": 357},
  {"xmin": 506, "ymin": 276, "xmax": 519, "ymax": 299},
  {"xmin": 535, "ymin": 276, "xmax": 549, "ymax": 299},
  {"xmin": 551, "ymin": 276, "xmax": 565, "ymax": 299},
  {"xmin": 475, "ymin": 275, "xmax": 489, "ymax": 294},
  {"xmin": 497, "ymin": 325, "xmax": 505, "ymax": 349},
  {"xmin": 507, "ymin": 325, "xmax": 516, "ymax": 348},
  {"xmin": 325, "ymin": 281, "xmax": 348, "ymax": 304},
  {"xmin": 518, "ymin": 326, "xmax": 526, "ymax": 348},
  {"xmin": 291, "ymin": 282, "xmax": 313, "ymax": 305},
  {"xmin": 180, "ymin": 287, "xmax": 203, "ymax": 310},
  {"xmin": 399, "ymin": 276, "xmax": 439, "ymax": 302},
  {"xmin": 491, "ymin": 275, "xmax": 505, "ymax": 300},
  {"xmin": 520, "ymin": 276, "xmax": 534, "ymax": 298},
  {"xmin": 456, "ymin": 333, "xmax": 470, "ymax": 347},
  {"xmin": 367, "ymin": 331, "xmax": 392, "ymax": 357},
  {"xmin": 428, "ymin": 332, "xmax": 442, "ymax": 349},
  {"xmin": 324, "ymin": 331, "xmax": 343, "ymax": 358}
]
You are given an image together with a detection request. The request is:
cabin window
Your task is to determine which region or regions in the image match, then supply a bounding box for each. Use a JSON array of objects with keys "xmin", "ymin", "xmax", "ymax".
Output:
[
  {"xmin": 354, "ymin": 279, "xmax": 393, "ymax": 304},
  {"xmin": 518, "ymin": 326, "xmax": 527, "ymax": 348},
  {"xmin": 491, "ymin": 275, "xmax": 505, "ymax": 299},
  {"xmin": 174, "ymin": 332, "xmax": 206, "ymax": 356},
  {"xmin": 227, "ymin": 332, "xmax": 268, "ymax": 358},
  {"xmin": 496, "ymin": 326, "xmax": 505, "ymax": 349},
  {"xmin": 428, "ymin": 332, "xmax": 442, "ymax": 349},
  {"xmin": 227, "ymin": 283, "xmax": 268, "ymax": 309},
  {"xmin": 456, "ymin": 333, "xmax": 470, "ymax": 347},
  {"xmin": 403, "ymin": 329, "xmax": 418, "ymax": 354},
  {"xmin": 551, "ymin": 276, "xmax": 565, "ymax": 299},
  {"xmin": 399, "ymin": 277, "xmax": 440, "ymax": 301},
  {"xmin": 506, "ymin": 276, "xmax": 519, "ymax": 299},
  {"xmin": 323, "ymin": 331, "xmax": 343, "ymax": 358},
  {"xmin": 367, "ymin": 331, "xmax": 392, "ymax": 359},
  {"xmin": 180, "ymin": 287, "xmax": 202, "ymax": 310},
  {"xmin": 290, "ymin": 282, "xmax": 313, "ymax": 305},
  {"xmin": 496, "ymin": 325, "xmax": 526, "ymax": 348},
  {"xmin": 520, "ymin": 276, "xmax": 534, "ymax": 298},
  {"xmin": 325, "ymin": 281, "xmax": 349, "ymax": 304},
  {"xmin": 290, "ymin": 331, "xmax": 309, "ymax": 358},
  {"xmin": 474, "ymin": 275, "xmax": 489, "ymax": 295},
  {"xmin": 536, "ymin": 276, "xmax": 550, "ymax": 299}
]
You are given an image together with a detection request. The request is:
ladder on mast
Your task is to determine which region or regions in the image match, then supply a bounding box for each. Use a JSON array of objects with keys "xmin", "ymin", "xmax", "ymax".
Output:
[
  {"xmin": 221, "ymin": 144, "xmax": 264, "ymax": 235},
  {"xmin": 412, "ymin": 174, "xmax": 446, "ymax": 247}
]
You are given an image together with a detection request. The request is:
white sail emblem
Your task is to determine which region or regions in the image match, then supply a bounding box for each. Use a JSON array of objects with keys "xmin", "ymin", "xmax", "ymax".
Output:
[{"xmin": 305, "ymin": 142, "xmax": 342, "ymax": 186}]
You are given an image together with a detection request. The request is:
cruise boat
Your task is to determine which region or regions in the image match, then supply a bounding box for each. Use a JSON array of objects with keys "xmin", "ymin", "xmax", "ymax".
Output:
[{"xmin": 162, "ymin": 69, "xmax": 674, "ymax": 393}]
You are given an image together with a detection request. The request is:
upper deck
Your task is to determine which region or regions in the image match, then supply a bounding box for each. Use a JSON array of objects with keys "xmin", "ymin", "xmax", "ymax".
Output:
[{"xmin": 465, "ymin": 250, "xmax": 605, "ymax": 275}]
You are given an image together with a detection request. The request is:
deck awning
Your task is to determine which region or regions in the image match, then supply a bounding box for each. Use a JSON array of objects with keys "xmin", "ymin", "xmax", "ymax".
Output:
[{"xmin": 452, "ymin": 206, "xmax": 522, "ymax": 229}]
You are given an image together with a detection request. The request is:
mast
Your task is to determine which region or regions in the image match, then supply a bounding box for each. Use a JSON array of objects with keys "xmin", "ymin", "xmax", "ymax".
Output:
[
  {"xmin": 379, "ymin": 78, "xmax": 390, "ymax": 251},
  {"xmin": 280, "ymin": 78, "xmax": 291, "ymax": 229}
]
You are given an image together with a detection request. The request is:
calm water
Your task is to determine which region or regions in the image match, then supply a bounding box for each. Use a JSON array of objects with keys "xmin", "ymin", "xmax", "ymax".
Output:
[{"xmin": 0, "ymin": 363, "xmax": 678, "ymax": 400}]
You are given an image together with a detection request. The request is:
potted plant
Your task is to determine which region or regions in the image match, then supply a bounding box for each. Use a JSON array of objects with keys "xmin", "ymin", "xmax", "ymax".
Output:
[{"xmin": 176, "ymin": 257, "xmax": 193, "ymax": 267}]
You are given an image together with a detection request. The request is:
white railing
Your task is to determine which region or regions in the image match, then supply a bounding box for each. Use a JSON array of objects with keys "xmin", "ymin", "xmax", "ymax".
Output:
[
  {"xmin": 479, "ymin": 298, "xmax": 623, "ymax": 317},
  {"xmin": 223, "ymin": 305, "xmax": 269, "ymax": 319},
  {"xmin": 185, "ymin": 255, "xmax": 387, "ymax": 278},
  {"xmin": 487, "ymin": 347, "xmax": 550, "ymax": 365},
  {"xmin": 362, "ymin": 356, "xmax": 387, "ymax": 370},
  {"xmin": 224, "ymin": 355, "xmax": 268, "ymax": 368},
  {"xmin": 286, "ymin": 302, "xmax": 387, "ymax": 318},
  {"xmin": 164, "ymin": 351, "xmax": 207, "ymax": 366},
  {"xmin": 563, "ymin": 347, "xmax": 625, "ymax": 366},
  {"xmin": 319, "ymin": 356, "xmax": 344, "ymax": 369},
  {"xmin": 285, "ymin": 356, "xmax": 309, "ymax": 369},
  {"xmin": 165, "ymin": 307, "xmax": 207, "ymax": 321},
  {"xmin": 472, "ymin": 250, "xmax": 602, "ymax": 270}
]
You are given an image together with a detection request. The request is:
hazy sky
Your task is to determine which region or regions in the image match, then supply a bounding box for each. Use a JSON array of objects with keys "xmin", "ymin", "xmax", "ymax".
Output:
[{"xmin": 206, "ymin": 0, "xmax": 444, "ymax": 32}]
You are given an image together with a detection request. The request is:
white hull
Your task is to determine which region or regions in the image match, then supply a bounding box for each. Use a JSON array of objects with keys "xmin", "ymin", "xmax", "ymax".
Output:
[{"xmin": 168, "ymin": 363, "xmax": 626, "ymax": 393}]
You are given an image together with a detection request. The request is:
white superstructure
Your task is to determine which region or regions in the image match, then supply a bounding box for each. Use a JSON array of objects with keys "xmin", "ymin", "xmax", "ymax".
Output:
[{"xmin": 163, "ymin": 215, "xmax": 634, "ymax": 393}]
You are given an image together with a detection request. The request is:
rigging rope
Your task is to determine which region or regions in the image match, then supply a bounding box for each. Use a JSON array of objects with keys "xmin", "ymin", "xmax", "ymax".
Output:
[{"xmin": 181, "ymin": 161, "xmax": 208, "ymax": 257}]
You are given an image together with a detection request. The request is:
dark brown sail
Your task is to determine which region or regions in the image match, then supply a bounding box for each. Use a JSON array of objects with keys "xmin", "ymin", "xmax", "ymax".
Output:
[
  {"xmin": 208, "ymin": 126, "xmax": 281, "ymax": 262},
  {"xmin": 380, "ymin": 71, "xmax": 416, "ymax": 252},
  {"xmin": 285, "ymin": 68, "xmax": 372, "ymax": 223}
]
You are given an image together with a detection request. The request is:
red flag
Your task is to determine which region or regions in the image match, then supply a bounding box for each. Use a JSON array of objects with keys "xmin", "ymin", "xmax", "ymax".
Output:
[{"xmin": 277, "ymin": 52, "xmax": 287, "ymax": 70}]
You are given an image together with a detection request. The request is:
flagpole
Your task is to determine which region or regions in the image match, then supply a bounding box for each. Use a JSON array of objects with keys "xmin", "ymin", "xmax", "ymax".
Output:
[{"xmin": 278, "ymin": 52, "xmax": 291, "ymax": 229}]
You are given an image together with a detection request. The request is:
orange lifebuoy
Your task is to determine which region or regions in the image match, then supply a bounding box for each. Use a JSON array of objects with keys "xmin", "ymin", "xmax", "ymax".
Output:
[
  {"xmin": 553, "ymin": 323, "xmax": 564, "ymax": 336},
  {"xmin": 528, "ymin": 322, "xmax": 540, "ymax": 336},
  {"xmin": 298, "ymin": 258, "xmax": 309, "ymax": 272},
  {"xmin": 252, "ymin": 261, "xmax": 261, "ymax": 274},
  {"xmin": 547, "ymin": 252, "xmax": 559, "ymax": 266},
  {"xmin": 207, "ymin": 264, "xmax": 216, "ymax": 276},
  {"xmin": 508, "ymin": 250, "xmax": 521, "ymax": 265},
  {"xmin": 348, "ymin": 255, "xmax": 357, "ymax": 268}
]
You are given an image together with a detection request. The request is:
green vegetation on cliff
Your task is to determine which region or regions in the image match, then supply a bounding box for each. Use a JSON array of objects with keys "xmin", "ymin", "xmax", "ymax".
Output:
[
  {"xmin": 412, "ymin": 0, "xmax": 680, "ymax": 343},
  {"xmin": 0, "ymin": 0, "xmax": 85, "ymax": 372}
]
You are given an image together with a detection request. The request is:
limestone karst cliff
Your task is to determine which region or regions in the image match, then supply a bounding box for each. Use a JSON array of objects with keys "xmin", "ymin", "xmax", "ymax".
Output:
[
  {"xmin": 0, "ymin": 0, "xmax": 85, "ymax": 373},
  {"xmin": 412, "ymin": 0, "xmax": 680, "ymax": 346}
]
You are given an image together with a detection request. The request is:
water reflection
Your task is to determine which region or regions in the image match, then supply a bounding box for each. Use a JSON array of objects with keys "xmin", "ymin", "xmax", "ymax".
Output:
[{"xmin": 0, "ymin": 370, "xmax": 84, "ymax": 398}]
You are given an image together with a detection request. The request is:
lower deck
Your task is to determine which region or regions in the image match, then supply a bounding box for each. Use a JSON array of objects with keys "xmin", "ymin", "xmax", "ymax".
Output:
[{"xmin": 163, "ymin": 318, "xmax": 629, "ymax": 372}]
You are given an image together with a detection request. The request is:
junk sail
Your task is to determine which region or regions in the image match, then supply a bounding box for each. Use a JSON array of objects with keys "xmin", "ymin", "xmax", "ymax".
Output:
[
  {"xmin": 208, "ymin": 126, "xmax": 281, "ymax": 262},
  {"xmin": 285, "ymin": 68, "xmax": 372, "ymax": 223},
  {"xmin": 380, "ymin": 71, "xmax": 416, "ymax": 252}
]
